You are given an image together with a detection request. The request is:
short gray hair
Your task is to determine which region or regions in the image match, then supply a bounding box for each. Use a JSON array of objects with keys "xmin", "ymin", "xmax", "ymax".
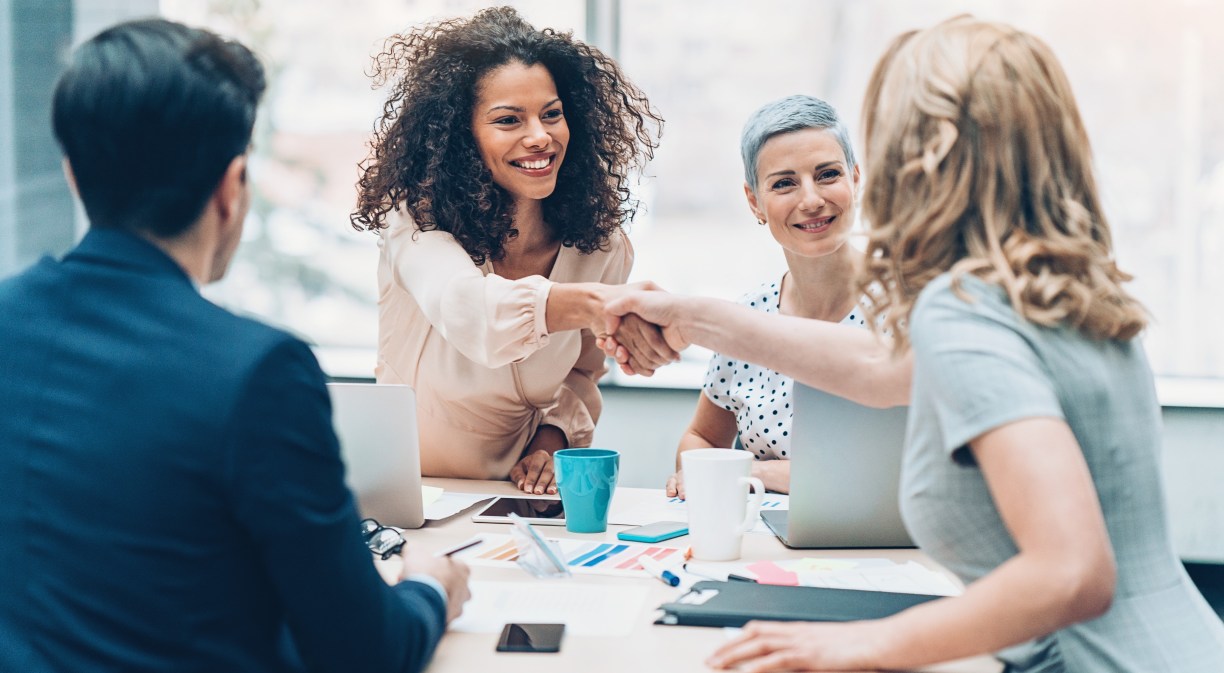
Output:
[{"xmin": 741, "ymin": 95, "xmax": 856, "ymax": 192}]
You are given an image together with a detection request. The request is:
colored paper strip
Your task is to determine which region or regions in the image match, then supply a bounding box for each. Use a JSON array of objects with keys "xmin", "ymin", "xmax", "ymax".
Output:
[
  {"xmin": 747, "ymin": 560, "xmax": 799, "ymax": 586},
  {"xmin": 582, "ymin": 544, "xmax": 630, "ymax": 567},
  {"xmin": 568, "ymin": 543, "xmax": 613, "ymax": 566},
  {"xmin": 479, "ymin": 540, "xmax": 518, "ymax": 560}
]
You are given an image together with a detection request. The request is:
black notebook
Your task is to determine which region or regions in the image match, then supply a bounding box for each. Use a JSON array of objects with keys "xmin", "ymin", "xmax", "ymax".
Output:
[{"xmin": 655, "ymin": 580, "xmax": 941, "ymax": 628}]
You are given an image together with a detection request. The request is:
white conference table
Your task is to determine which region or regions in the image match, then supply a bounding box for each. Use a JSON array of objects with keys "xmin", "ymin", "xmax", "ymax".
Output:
[{"xmin": 412, "ymin": 478, "xmax": 1002, "ymax": 673}]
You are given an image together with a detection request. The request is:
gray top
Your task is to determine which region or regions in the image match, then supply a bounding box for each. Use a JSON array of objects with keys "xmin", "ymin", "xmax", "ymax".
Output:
[{"xmin": 903, "ymin": 273, "xmax": 1224, "ymax": 673}]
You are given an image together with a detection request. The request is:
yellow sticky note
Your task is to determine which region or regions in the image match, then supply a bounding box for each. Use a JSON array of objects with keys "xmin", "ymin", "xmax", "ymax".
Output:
[{"xmin": 421, "ymin": 485, "xmax": 444, "ymax": 507}]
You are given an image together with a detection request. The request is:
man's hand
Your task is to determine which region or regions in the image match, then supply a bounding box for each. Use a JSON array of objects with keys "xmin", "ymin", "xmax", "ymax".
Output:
[{"xmin": 399, "ymin": 547, "xmax": 472, "ymax": 624}]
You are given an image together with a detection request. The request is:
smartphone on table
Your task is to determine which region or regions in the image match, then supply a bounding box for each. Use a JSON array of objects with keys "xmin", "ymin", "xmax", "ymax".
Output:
[
  {"xmin": 616, "ymin": 520, "xmax": 688, "ymax": 543},
  {"xmin": 496, "ymin": 623, "xmax": 565, "ymax": 653}
]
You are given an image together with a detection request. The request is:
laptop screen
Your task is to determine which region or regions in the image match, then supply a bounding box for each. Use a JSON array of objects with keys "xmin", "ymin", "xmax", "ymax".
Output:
[
  {"xmin": 326, "ymin": 382, "xmax": 425, "ymax": 529},
  {"xmin": 766, "ymin": 383, "xmax": 913, "ymax": 549}
]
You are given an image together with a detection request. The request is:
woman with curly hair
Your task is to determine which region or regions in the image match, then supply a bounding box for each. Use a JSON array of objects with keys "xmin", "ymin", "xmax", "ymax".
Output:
[
  {"xmin": 351, "ymin": 7, "xmax": 672, "ymax": 494},
  {"xmin": 610, "ymin": 15, "xmax": 1224, "ymax": 672}
]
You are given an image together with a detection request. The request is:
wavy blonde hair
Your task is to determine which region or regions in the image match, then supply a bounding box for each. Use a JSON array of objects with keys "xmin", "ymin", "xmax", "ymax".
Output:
[{"xmin": 859, "ymin": 16, "xmax": 1147, "ymax": 351}]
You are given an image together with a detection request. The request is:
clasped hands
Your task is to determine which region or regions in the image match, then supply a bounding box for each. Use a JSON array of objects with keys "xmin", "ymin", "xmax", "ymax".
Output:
[{"xmin": 595, "ymin": 282, "xmax": 688, "ymax": 377}]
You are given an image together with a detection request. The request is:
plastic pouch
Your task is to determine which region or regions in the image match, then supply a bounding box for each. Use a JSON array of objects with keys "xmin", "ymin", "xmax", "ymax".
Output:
[{"xmin": 508, "ymin": 513, "xmax": 572, "ymax": 579}]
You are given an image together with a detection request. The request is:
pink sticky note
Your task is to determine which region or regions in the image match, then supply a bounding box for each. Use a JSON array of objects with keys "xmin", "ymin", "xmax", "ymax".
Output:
[{"xmin": 746, "ymin": 560, "xmax": 799, "ymax": 586}]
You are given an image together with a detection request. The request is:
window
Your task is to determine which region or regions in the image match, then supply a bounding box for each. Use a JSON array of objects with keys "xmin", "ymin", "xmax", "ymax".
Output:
[
  {"xmin": 158, "ymin": 0, "xmax": 585, "ymax": 375},
  {"xmin": 154, "ymin": 0, "xmax": 1224, "ymax": 400}
]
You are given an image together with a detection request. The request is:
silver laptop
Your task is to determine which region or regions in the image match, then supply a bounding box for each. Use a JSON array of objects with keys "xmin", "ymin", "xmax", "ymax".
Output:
[
  {"xmin": 761, "ymin": 383, "xmax": 914, "ymax": 548},
  {"xmin": 327, "ymin": 382, "xmax": 425, "ymax": 529}
]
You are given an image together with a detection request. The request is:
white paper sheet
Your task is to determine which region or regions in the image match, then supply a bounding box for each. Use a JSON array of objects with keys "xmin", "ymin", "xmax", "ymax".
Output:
[
  {"xmin": 610, "ymin": 492, "xmax": 789, "ymax": 534},
  {"xmin": 424, "ymin": 492, "xmax": 496, "ymax": 521},
  {"xmin": 797, "ymin": 560, "xmax": 961, "ymax": 596},
  {"xmin": 448, "ymin": 580, "xmax": 650, "ymax": 636}
]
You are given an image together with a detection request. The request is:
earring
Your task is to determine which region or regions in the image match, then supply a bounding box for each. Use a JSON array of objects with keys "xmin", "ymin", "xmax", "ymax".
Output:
[{"xmin": 757, "ymin": 219, "xmax": 766, "ymax": 226}]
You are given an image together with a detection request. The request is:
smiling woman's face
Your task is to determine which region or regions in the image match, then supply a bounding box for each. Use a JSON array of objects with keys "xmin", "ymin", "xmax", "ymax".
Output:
[
  {"xmin": 746, "ymin": 127, "xmax": 859, "ymax": 260},
  {"xmin": 471, "ymin": 61, "xmax": 570, "ymax": 204}
]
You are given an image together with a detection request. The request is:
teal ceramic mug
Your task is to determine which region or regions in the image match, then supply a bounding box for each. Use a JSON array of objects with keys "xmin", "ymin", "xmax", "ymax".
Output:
[{"xmin": 553, "ymin": 448, "xmax": 620, "ymax": 533}]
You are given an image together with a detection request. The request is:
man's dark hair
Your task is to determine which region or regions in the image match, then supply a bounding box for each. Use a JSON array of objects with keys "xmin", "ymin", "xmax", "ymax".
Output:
[{"xmin": 52, "ymin": 18, "xmax": 265, "ymax": 238}]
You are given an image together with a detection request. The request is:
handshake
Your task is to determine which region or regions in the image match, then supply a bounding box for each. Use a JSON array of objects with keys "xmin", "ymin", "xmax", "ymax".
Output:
[{"xmin": 593, "ymin": 281, "xmax": 695, "ymax": 377}]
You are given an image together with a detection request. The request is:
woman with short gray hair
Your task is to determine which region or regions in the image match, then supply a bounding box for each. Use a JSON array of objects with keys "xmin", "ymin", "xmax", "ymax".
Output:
[{"xmin": 664, "ymin": 95, "xmax": 870, "ymax": 497}]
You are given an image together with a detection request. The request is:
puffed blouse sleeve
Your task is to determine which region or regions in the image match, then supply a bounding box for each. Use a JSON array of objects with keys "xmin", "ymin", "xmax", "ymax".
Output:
[{"xmin": 379, "ymin": 208, "xmax": 553, "ymax": 369}]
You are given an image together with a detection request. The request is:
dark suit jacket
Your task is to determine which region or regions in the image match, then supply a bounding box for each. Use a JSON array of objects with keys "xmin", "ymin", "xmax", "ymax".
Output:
[{"xmin": 0, "ymin": 229, "xmax": 446, "ymax": 672}]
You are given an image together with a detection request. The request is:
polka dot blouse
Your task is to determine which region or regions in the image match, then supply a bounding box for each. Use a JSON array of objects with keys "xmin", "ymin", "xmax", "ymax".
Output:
[{"xmin": 702, "ymin": 276, "xmax": 870, "ymax": 460}]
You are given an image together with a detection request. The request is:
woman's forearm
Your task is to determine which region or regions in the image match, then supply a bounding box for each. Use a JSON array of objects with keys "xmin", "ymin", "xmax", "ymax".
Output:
[
  {"xmin": 680, "ymin": 298, "xmax": 911, "ymax": 408},
  {"xmin": 675, "ymin": 431, "xmax": 718, "ymax": 469},
  {"xmin": 545, "ymin": 282, "xmax": 605, "ymax": 333},
  {"xmin": 751, "ymin": 460, "xmax": 790, "ymax": 494},
  {"xmin": 866, "ymin": 550, "xmax": 1113, "ymax": 670}
]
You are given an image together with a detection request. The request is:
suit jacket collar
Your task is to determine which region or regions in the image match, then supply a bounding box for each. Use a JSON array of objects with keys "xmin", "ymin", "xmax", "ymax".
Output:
[{"xmin": 66, "ymin": 228, "xmax": 197, "ymax": 289}]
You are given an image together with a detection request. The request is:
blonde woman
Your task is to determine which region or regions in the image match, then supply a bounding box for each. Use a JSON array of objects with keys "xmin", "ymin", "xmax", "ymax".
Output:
[{"xmin": 610, "ymin": 15, "xmax": 1224, "ymax": 673}]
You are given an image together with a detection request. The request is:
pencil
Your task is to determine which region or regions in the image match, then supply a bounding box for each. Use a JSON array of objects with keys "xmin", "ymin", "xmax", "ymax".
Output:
[{"xmin": 437, "ymin": 537, "xmax": 481, "ymax": 557}]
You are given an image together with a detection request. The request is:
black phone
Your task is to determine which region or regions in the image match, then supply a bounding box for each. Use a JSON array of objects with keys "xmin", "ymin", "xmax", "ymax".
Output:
[{"xmin": 495, "ymin": 622, "xmax": 565, "ymax": 653}]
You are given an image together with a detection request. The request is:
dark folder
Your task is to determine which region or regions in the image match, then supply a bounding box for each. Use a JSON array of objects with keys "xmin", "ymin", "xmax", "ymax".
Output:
[{"xmin": 655, "ymin": 580, "xmax": 941, "ymax": 627}]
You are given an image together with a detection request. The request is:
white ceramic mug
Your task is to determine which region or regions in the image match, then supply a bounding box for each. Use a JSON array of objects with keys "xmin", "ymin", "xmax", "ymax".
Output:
[{"xmin": 682, "ymin": 449, "xmax": 765, "ymax": 561}]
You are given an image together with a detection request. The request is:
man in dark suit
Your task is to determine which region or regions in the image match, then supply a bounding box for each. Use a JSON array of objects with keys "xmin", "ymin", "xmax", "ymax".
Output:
[{"xmin": 0, "ymin": 18, "xmax": 468, "ymax": 672}]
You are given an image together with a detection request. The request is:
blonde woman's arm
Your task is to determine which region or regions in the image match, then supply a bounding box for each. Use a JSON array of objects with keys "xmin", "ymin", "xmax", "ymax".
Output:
[
  {"xmin": 540, "ymin": 231, "xmax": 678, "ymax": 374},
  {"xmin": 707, "ymin": 417, "xmax": 1114, "ymax": 672},
  {"xmin": 606, "ymin": 293, "xmax": 910, "ymax": 407}
]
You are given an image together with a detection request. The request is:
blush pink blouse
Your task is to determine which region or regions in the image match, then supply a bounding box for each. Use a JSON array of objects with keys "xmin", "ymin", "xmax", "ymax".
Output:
[{"xmin": 375, "ymin": 209, "xmax": 631, "ymax": 479}]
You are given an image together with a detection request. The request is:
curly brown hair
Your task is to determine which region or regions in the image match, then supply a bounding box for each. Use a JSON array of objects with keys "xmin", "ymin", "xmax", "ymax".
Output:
[{"xmin": 350, "ymin": 6, "xmax": 662, "ymax": 265}]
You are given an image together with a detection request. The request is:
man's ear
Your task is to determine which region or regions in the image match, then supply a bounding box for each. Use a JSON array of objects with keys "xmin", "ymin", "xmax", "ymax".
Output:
[
  {"xmin": 214, "ymin": 155, "xmax": 248, "ymax": 226},
  {"xmin": 743, "ymin": 182, "xmax": 765, "ymax": 224},
  {"xmin": 62, "ymin": 159, "xmax": 79, "ymax": 197}
]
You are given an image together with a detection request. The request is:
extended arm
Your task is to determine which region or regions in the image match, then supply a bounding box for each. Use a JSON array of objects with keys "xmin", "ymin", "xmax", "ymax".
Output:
[
  {"xmin": 606, "ymin": 293, "xmax": 910, "ymax": 407},
  {"xmin": 382, "ymin": 211, "xmax": 552, "ymax": 368}
]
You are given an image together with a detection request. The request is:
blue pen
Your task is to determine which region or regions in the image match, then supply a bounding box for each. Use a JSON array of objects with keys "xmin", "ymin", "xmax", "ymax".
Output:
[{"xmin": 638, "ymin": 555, "xmax": 680, "ymax": 587}]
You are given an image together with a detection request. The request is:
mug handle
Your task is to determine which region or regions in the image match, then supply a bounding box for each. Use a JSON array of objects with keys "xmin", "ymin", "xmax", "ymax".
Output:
[{"xmin": 737, "ymin": 476, "xmax": 766, "ymax": 534}]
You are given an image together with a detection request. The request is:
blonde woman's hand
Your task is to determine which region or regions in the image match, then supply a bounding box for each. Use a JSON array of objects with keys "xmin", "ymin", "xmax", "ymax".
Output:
[
  {"xmin": 707, "ymin": 620, "xmax": 885, "ymax": 672},
  {"xmin": 601, "ymin": 313, "xmax": 678, "ymax": 376},
  {"xmin": 604, "ymin": 290, "xmax": 693, "ymax": 353}
]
